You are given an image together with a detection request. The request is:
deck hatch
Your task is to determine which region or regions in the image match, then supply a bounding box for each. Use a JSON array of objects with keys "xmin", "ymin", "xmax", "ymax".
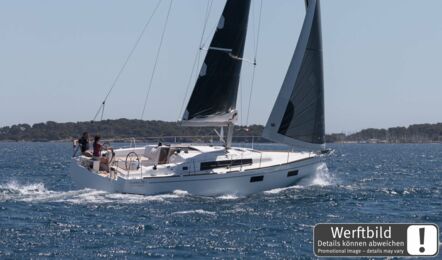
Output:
[
  {"xmin": 250, "ymin": 176, "xmax": 264, "ymax": 182},
  {"xmin": 287, "ymin": 170, "xmax": 299, "ymax": 177},
  {"xmin": 200, "ymin": 159, "xmax": 252, "ymax": 171}
]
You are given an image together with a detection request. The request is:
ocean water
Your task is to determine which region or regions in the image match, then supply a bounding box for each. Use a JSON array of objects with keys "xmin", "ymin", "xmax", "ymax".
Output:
[{"xmin": 0, "ymin": 142, "xmax": 441, "ymax": 258}]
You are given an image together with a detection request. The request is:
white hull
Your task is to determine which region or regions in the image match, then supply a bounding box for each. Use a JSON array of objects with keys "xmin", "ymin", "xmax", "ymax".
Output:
[{"xmin": 69, "ymin": 145, "xmax": 325, "ymax": 196}]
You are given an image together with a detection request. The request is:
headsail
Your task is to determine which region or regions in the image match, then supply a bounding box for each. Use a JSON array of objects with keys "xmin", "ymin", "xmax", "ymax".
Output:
[
  {"xmin": 262, "ymin": 0, "xmax": 325, "ymax": 149},
  {"xmin": 181, "ymin": 0, "xmax": 251, "ymax": 127}
]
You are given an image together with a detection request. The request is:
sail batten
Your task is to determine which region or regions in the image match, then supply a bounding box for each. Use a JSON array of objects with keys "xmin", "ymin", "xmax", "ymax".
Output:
[
  {"xmin": 263, "ymin": 0, "xmax": 325, "ymax": 149},
  {"xmin": 181, "ymin": 0, "xmax": 251, "ymax": 127}
]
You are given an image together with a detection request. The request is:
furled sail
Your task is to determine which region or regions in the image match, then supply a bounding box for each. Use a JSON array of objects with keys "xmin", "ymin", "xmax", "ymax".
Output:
[
  {"xmin": 262, "ymin": 0, "xmax": 325, "ymax": 149},
  {"xmin": 181, "ymin": 0, "xmax": 251, "ymax": 127}
]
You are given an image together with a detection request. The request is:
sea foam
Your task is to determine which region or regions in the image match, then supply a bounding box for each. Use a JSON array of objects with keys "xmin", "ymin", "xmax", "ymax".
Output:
[
  {"xmin": 0, "ymin": 181, "xmax": 186, "ymax": 204},
  {"xmin": 264, "ymin": 163, "xmax": 334, "ymax": 194}
]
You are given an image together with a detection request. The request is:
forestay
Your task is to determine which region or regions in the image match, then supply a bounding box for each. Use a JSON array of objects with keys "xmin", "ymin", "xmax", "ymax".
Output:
[{"xmin": 263, "ymin": 0, "xmax": 325, "ymax": 150}]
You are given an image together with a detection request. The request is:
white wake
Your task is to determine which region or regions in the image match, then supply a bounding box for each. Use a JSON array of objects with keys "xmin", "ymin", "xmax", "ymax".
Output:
[
  {"xmin": 264, "ymin": 162, "xmax": 334, "ymax": 194},
  {"xmin": 172, "ymin": 209, "xmax": 216, "ymax": 216},
  {"xmin": 0, "ymin": 181, "xmax": 187, "ymax": 204},
  {"xmin": 1, "ymin": 163, "xmax": 335, "ymax": 201},
  {"xmin": 300, "ymin": 162, "xmax": 334, "ymax": 187}
]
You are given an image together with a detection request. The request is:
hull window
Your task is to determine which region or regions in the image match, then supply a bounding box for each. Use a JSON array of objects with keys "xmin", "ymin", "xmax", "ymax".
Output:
[
  {"xmin": 287, "ymin": 170, "xmax": 299, "ymax": 177},
  {"xmin": 250, "ymin": 176, "xmax": 264, "ymax": 183},
  {"xmin": 200, "ymin": 159, "xmax": 253, "ymax": 171}
]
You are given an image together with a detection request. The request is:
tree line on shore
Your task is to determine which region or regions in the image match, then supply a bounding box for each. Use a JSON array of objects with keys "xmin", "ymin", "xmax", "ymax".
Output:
[
  {"xmin": 326, "ymin": 123, "xmax": 442, "ymax": 143},
  {"xmin": 0, "ymin": 119, "xmax": 263, "ymax": 143},
  {"xmin": 0, "ymin": 119, "xmax": 440, "ymax": 143}
]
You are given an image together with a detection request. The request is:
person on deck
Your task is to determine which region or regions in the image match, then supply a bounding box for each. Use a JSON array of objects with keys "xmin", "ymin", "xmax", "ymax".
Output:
[
  {"xmin": 92, "ymin": 135, "xmax": 102, "ymax": 159},
  {"xmin": 78, "ymin": 132, "xmax": 91, "ymax": 157},
  {"xmin": 93, "ymin": 135, "xmax": 114, "ymax": 171}
]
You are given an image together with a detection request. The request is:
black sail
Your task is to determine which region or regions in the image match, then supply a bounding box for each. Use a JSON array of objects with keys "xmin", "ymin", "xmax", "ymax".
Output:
[
  {"xmin": 263, "ymin": 0, "xmax": 325, "ymax": 149},
  {"xmin": 181, "ymin": 0, "xmax": 251, "ymax": 126}
]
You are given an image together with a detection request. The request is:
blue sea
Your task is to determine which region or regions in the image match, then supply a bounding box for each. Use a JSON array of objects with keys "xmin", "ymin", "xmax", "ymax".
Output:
[{"xmin": 0, "ymin": 142, "xmax": 441, "ymax": 258}]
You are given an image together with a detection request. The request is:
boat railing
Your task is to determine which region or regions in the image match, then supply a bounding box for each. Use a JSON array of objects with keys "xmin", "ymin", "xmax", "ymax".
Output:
[
  {"xmin": 130, "ymin": 137, "xmax": 136, "ymax": 149},
  {"xmin": 96, "ymin": 135, "xmax": 325, "ymax": 179},
  {"xmin": 240, "ymin": 152, "xmax": 243, "ymax": 172},
  {"xmin": 259, "ymin": 152, "xmax": 263, "ymax": 168},
  {"xmin": 101, "ymin": 135, "xmax": 272, "ymax": 148}
]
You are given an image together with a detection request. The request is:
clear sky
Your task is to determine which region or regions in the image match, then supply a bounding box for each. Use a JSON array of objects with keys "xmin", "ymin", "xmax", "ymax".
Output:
[{"xmin": 0, "ymin": 0, "xmax": 441, "ymax": 133}]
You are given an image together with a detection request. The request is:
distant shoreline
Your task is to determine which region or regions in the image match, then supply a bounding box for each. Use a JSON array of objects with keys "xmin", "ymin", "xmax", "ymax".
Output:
[
  {"xmin": 0, "ymin": 140, "xmax": 440, "ymax": 145},
  {"xmin": 0, "ymin": 119, "xmax": 441, "ymax": 144}
]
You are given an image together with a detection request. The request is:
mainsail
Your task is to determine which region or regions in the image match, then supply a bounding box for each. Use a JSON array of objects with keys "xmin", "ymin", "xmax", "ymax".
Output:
[
  {"xmin": 262, "ymin": 0, "xmax": 325, "ymax": 149},
  {"xmin": 181, "ymin": 0, "xmax": 251, "ymax": 127}
]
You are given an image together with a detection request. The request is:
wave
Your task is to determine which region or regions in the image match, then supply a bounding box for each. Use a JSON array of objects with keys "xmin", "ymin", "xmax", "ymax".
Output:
[
  {"xmin": 216, "ymin": 194, "xmax": 241, "ymax": 200},
  {"xmin": 0, "ymin": 181, "xmax": 188, "ymax": 204},
  {"xmin": 264, "ymin": 185, "xmax": 303, "ymax": 194},
  {"xmin": 379, "ymin": 187, "xmax": 432, "ymax": 196},
  {"xmin": 304, "ymin": 162, "xmax": 334, "ymax": 187},
  {"xmin": 172, "ymin": 209, "xmax": 216, "ymax": 216}
]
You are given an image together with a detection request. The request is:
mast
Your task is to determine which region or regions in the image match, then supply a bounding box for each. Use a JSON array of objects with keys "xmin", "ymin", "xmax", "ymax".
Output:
[
  {"xmin": 181, "ymin": 0, "xmax": 251, "ymax": 133},
  {"xmin": 262, "ymin": 0, "xmax": 325, "ymax": 150}
]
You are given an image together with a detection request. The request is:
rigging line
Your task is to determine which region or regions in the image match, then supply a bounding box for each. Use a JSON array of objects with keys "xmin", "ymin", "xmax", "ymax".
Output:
[
  {"xmin": 245, "ymin": 0, "xmax": 263, "ymax": 126},
  {"xmin": 254, "ymin": 0, "xmax": 263, "ymax": 59},
  {"xmin": 251, "ymin": 0, "xmax": 256, "ymax": 60},
  {"xmin": 202, "ymin": 24, "xmax": 218, "ymax": 50},
  {"xmin": 91, "ymin": 0, "xmax": 162, "ymax": 122},
  {"xmin": 140, "ymin": 0, "xmax": 174, "ymax": 120},
  {"xmin": 100, "ymin": 101, "xmax": 105, "ymax": 121},
  {"xmin": 245, "ymin": 65, "xmax": 257, "ymax": 126},
  {"xmin": 199, "ymin": 0, "xmax": 214, "ymax": 48},
  {"xmin": 239, "ymin": 72, "xmax": 244, "ymax": 126},
  {"xmin": 201, "ymin": 0, "xmax": 220, "ymax": 50},
  {"xmin": 92, "ymin": 102, "xmax": 104, "ymax": 123},
  {"xmin": 177, "ymin": 50, "xmax": 201, "ymax": 120},
  {"xmin": 196, "ymin": 0, "xmax": 214, "ymax": 72},
  {"xmin": 177, "ymin": 0, "xmax": 214, "ymax": 120}
]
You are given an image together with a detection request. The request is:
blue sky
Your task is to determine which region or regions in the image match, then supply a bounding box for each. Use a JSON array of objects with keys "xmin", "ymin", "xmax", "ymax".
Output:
[{"xmin": 0, "ymin": 0, "xmax": 441, "ymax": 133}]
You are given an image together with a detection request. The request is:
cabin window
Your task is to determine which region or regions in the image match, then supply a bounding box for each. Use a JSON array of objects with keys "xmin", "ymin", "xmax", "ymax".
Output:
[
  {"xmin": 200, "ymin": 159, "xmax": 253, "ymax": 171},
  {"xmin": 287, "ymin": 170, "xmax": 299, "ymax": 177},
  {"xmin": 182, "ymin": 166, "xmax": 188, "ymax": 171},
  {"xmin": 250, "ymin": 176, "xmax": 264, "ymax": 182}
]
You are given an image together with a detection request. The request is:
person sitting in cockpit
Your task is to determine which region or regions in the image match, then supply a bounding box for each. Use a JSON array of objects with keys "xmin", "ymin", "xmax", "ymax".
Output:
[{"xmin": 93, "ymin": 135, "xmax": 114, "ymax": 171}]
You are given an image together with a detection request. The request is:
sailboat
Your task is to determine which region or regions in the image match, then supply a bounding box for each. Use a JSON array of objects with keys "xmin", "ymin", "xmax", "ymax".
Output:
[{"xmin": 70, "ymin": 0, "xmax": 330, "ymax": 196}]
